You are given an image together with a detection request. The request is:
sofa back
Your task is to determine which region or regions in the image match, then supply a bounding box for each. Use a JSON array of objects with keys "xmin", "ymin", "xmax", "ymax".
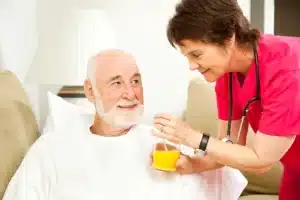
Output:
[
  {"xmin": 184, "ymin": 77, "xmax": 283, "ymax": 195},
  {"xmin": 0, "ymin": 70, "xmax": 39, "ymax": 198}
]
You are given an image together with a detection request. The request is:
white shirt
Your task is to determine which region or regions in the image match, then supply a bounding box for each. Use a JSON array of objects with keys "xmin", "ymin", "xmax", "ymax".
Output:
[{"xmin": 3, "ymin": 120, "xmax": 247, "ymax": 200}]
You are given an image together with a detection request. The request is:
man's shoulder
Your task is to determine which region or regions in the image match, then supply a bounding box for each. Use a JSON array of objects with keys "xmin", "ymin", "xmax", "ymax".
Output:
[
  {"xmin": 134, "ymin": 124, "xmax": 153, "ymax": 132},
  {"xmin": 25, "ymin": 129, "xmax": 79, "ymax": 159},
  {"xmin": 131, "ymin": 124, "xmax": 156, "ymax": 143},
  {"xmin": 134, "ymin": 124, "xmax": 156, "ymax": 136},
  {"xmin": 25, "ymin": 131, "xmax": 61, "ymax": 156}
]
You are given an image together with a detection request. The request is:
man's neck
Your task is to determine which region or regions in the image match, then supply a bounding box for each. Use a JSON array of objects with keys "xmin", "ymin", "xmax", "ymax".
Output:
[{"xmin": 90, "ymin": 115, "xmax": 130, "ymax": 137}]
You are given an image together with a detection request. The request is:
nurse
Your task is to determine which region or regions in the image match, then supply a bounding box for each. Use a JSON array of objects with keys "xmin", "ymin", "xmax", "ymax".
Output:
[{"xmin": 152, "ymin": 0, "xmax": 300, "ymax": 199}]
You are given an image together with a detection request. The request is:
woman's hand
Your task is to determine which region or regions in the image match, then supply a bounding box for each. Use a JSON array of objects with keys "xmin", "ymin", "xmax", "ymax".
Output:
[{"xmin": 152, "ymin": 113, "xmax": 201, "ymax": 149}]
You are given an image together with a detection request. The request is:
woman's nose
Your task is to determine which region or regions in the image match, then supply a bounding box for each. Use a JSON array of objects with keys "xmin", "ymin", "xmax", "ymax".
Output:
[{"xmin": 188, "ymin": 61, "xmax": 199, "ymax": 71}]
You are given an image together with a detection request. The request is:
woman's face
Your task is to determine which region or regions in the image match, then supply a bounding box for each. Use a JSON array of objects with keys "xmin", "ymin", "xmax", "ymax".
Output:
[{"xmin": 178, "ymin": 39, "xmax": 234, "ymax": 82}]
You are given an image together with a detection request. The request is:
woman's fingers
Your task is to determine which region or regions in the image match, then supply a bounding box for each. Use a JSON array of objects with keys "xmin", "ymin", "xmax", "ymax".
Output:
[
  {"xmin": 153, "ymin": 124, "xmax": 174, "ymax": 135},
  {"xmin": 152, "ymin": 128, "xmax": 180, "ymax": 144},
  {"xmin": 153, "ymin": 117, "xmax": 170, "ymax": 127},
  {"xmin": 154, "ymin": 113, "xmax": 174, "ymax": 121},
  {"xmin": 153, "ymin": 124, "xmax": 164, "ymax": 132},
  {"xmin": 153, "ymin": 113, "xmax": 194, "ymax": 147}
]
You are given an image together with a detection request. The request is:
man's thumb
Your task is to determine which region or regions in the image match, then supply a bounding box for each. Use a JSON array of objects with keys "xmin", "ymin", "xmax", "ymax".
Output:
[{"xmin": 176, "ymin": 156, "xmax": 185, "ymax": 168}]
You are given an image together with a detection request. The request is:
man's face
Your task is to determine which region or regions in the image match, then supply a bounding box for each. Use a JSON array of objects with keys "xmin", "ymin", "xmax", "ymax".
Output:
[
  {"xmin": 178, "ymin": 39, "xmax": 233, "ymax": 82},
  {"xmin": 91, "ymin": 55, "xmax": 144, "ymax": 128}
]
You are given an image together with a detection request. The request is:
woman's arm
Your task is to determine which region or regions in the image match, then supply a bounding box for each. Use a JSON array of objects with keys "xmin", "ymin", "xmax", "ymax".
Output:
[
  {"xmin": 187, "ymin": 130, "xmax": 294, "ymax": 171},
  {"xmin": 191, "ymin": 119, "xmax": 249, "ymax": 173},
  {"xmin": 194, "ymin": 71, "xmax": 300, "ymax": 172},
  {"xmin": 193, "ymin": 63, "xmax": 300, "ymax": 172}
]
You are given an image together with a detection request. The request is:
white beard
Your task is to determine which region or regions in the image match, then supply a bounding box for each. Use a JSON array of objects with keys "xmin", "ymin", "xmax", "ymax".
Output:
[{"xmin": 94, "ymin": 96, "xmax": 144, "ymax": 129}]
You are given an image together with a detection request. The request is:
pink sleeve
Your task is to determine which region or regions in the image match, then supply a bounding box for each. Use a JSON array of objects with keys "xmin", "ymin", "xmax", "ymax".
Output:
[
  {"xmin": 259, "ymin": 58, "xmax": 300, "ymax": 136},
  {"xmin": 215, "ymin": 74, "xmax": 243, "ymax": 121}
]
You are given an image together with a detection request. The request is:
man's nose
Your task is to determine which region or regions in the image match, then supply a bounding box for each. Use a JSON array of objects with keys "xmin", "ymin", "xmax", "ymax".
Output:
[{"xmin": 122, "ymin": 85, "xmax": 136, "ymax": 100}]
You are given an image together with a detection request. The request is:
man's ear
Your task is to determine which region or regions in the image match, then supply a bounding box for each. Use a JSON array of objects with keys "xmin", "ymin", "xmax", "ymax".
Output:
[{"xmin": 84, "ymin": 79, "xmax": 95, "ymax": 103}]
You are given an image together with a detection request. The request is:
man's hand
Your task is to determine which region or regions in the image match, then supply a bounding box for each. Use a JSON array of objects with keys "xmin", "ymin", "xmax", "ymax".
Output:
[
  {"xmin": 149, "ymin": 148, "xmax": 222, "ymax": 174},
  {"xmin": 149, "ymin": 152, "xmax": 196, "ymax": 174},
  {"xmin": 176, "ymin": 154, "xmax": 223, "ymax": 174},
  {"xmin": 175, "ymin": 154, "xmax": 194, "ymax": 174}
]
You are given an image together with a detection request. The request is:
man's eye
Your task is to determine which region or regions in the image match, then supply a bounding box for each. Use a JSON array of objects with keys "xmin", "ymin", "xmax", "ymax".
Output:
[
  {"xmin": 132, "ymin": 79, "xmax": 140, "ymax": 84},
  {"xmin": 111, "ymin": 81, "xmax": 121, "ymax": 86}
]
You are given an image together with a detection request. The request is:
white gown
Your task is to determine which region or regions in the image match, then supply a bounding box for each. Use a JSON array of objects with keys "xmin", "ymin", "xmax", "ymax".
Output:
[{"xmin": 3, "ymin": 119, "xmax": 247, "ymax": 200}]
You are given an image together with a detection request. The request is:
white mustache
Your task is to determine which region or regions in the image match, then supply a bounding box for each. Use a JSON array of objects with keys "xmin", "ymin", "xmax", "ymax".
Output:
[{"xmin": 117, "ymin": 101, "xmax": 140, "ymax": 107}]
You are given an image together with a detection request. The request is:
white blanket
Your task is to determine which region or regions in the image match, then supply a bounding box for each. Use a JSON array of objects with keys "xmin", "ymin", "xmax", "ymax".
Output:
[{"xmin": 3, "ymin": 121, "xmax": 247, "ymax": 200}]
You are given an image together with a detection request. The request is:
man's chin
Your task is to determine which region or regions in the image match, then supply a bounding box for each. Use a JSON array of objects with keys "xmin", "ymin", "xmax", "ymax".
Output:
[
  {"xmin": 101, "ymin": 107, "xmax": 144, "ymax": 129},
  {"xmin": 107, "ymin": 115, "xmax": 142, "ymax": 129},
  {"xmin": 112, "ymin": 120, "xmax": 138, "ymax": 129}
]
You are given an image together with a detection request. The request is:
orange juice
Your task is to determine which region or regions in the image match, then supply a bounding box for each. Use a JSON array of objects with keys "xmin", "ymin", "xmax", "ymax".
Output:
[{"xmin": 152, "ymin": 143, "xmax": 180, "ymax": 172}]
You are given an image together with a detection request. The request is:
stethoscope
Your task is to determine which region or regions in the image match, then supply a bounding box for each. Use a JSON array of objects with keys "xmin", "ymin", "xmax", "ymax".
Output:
[{"xmin": 226, "ymin": 47, "xmax": 261, "ymax": 143}]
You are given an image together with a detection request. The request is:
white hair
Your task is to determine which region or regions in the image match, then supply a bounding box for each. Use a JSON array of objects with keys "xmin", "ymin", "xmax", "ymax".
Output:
[
  {"xmin": 86, "ymin": 49, "xmax": 132, "ymax": 86},
  {"xmin": 86, "ymin": 55, "xmax": 97, "ymax": 87},
  {"xmin": 86, "ymin": 54, "xmax": 103, "ymax": 115}
]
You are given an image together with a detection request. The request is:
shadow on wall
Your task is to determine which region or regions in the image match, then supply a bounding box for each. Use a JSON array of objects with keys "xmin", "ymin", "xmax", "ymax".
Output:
[
  {"xmin": 0, "ymin": 46, "xmax": 4, "ymax": 71},
  {"xmin": 37, "ymin": 85, "xmax": 63, "ymax": 131}
]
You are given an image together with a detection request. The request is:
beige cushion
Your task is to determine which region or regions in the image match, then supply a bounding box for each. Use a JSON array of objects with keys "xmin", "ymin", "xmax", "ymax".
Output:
[
  {"xmin": 184, "ymin": 77, "xmax": 283, "ymax": 195},
  {"xmin": 239, "ymin": 194, "xmax": 278, "ymax": 200},
  {"xmin": 0, "ymin": 70, "xmax": 30, "ymax": 105},
  {"xmin": 184, "ymin": 78, "xmax": 219, "ymax": 136},
  {"xmin": 0, "ymin": 70, "xmax": 39, "ymax": 199}
]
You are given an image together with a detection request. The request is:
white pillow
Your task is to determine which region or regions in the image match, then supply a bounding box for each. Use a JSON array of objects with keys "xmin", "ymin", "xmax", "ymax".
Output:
[{"xmin": 46, "ymin": 92, "xmax": 94, "ymax": 133}]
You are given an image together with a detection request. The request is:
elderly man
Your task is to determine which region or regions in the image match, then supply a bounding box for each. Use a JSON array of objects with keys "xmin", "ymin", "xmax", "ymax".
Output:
[{"xmin": 3, "ymin": 49, "xmax": 246, "ymax": 200}]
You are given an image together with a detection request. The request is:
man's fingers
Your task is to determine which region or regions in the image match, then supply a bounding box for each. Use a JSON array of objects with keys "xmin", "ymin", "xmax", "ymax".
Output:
[
  {"xmin": 176, "ymin": 159, "xmax": 183, "ymax": 168},
  {"xmin": 176, "ymin": 155, "xmax": 188, "ymax": 167}
]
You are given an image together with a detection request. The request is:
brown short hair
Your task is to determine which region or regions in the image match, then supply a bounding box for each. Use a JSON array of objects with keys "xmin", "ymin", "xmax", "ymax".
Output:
[{"xmin": 167, "ymin": 0, "xmax": 260, "ymax": 48}]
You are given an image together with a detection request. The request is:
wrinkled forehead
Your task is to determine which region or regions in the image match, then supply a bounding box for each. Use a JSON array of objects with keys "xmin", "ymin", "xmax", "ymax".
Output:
[{"xmin": 95, "ymin": 56, "xmax": 140, "ymax": 83}]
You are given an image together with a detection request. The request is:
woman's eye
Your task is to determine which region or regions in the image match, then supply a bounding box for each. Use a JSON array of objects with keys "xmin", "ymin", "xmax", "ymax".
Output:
[{"xmin": 193, "ymin": 53, "xmax": 202, "ymax": 58}]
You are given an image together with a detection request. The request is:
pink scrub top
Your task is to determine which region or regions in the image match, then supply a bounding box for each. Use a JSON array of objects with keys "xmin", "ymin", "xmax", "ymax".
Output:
[{"xmin": 215, "ymin": 34, "xmax": 300, "ymax": 170}]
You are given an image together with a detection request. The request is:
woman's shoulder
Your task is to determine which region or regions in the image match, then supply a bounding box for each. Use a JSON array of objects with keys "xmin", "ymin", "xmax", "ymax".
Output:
[
  {"xmin": 258, "ymin": 34, "xmax": 300, "ymax": 87},
  {"xmin": 259, "ymin": 34, "xmax": 300, "ymax": 69}
]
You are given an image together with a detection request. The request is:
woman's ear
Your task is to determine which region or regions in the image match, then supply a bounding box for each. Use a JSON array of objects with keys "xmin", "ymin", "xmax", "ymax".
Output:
[
  {"xmin": 221, "ymin": 34, "xmax": 236, "ymax": 58},
  {"xmin": 84, "ymin": 79, "xmax": 95, "ymax": 103}
]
